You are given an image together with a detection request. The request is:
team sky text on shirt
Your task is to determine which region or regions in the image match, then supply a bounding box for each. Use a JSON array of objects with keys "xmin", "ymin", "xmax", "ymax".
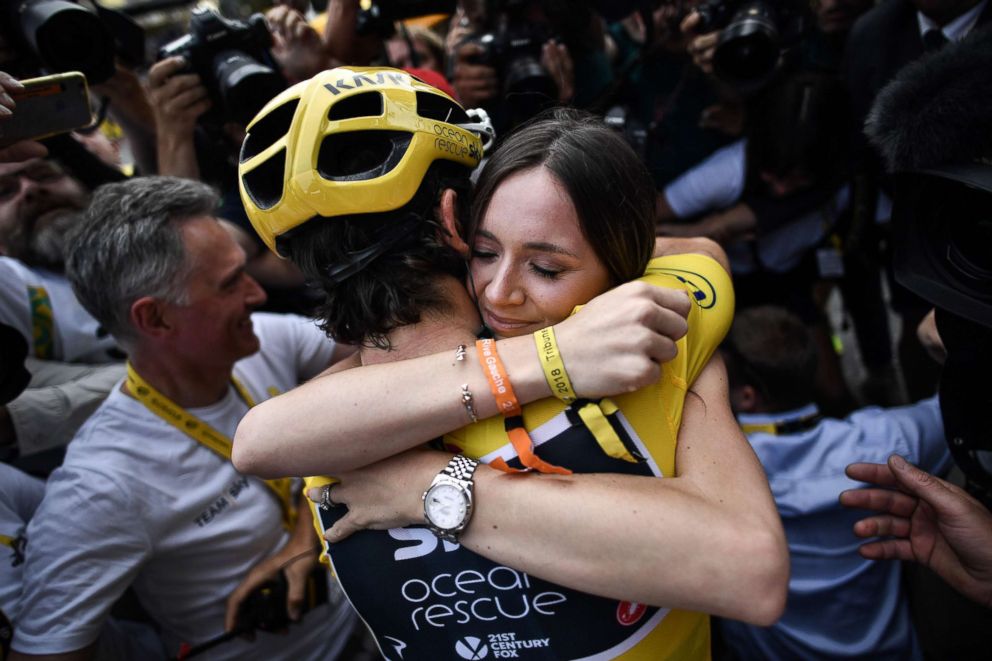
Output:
[{"xmin": 193, "ymin": 475, "xmax": 251, "ymax": 527}]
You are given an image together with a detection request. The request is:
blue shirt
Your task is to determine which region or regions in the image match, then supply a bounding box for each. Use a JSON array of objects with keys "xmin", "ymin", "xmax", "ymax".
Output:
[{"xmin": 721, "ymin": 398, "xmax": 950, "ymax": 659}]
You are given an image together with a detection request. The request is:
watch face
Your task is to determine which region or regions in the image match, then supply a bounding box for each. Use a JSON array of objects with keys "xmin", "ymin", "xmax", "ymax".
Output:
[{"xmin": 425, "ymin": 482, "xmax": 469, "ymax": 530}]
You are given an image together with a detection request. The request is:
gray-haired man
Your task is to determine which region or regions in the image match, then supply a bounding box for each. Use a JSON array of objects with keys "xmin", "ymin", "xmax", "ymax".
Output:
[{"xmin": 9, "ymin": 177, "xmax": 355, "ymax": 660}]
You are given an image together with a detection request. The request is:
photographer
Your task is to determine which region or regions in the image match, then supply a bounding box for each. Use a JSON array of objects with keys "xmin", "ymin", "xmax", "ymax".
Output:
[
  {"xmin": 601, "ymin": 3, "xmax": 740, "ymax": 187},
  {"xmin": 0, "ymin": 1, "xmax": 157, "ymax": 176},
  {"xmin": 148, "ymin": 5, "xmax": 322, "ymax": 308},
  {"xmin": 446, "ymin": 0, "xmax": 613, "ymax": 131},
  {"xmin": 680, "ymin": 0, "xmax": 813, "ymax": 90}
]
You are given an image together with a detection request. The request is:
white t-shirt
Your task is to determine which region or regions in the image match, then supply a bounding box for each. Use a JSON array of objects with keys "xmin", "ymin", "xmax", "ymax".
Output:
[
  {"xmin": 13, "ymin": 313, "xmax": 355, "ymax": 660},
  {"xmin": 664, "ymin": 139, "xmax": 747, "ymax": 219},
  {"xmin": 0, "ymin": 464, "xmax": 44, "ymax": 624},
  {"xmin": 0, "ymin": 257, "xmax": 120, "ymax": 363},
  {"xmin": 663, "ymin": 139, "xmax": 850, "ymax": 273},
  {"xmin": 1, "ymin": 465, "xmax": 166, "ymax": 660}
]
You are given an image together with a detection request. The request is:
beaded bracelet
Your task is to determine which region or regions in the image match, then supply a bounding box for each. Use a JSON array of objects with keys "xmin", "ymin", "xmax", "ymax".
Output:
[{"xmin": 454, "ymin": 345, "xmax": 478, "ymax": 423}]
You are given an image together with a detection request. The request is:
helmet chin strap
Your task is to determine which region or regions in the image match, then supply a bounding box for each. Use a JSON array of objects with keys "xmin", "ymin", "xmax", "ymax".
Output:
[{"xmin": 323, "ymin": 213, "xmax": 424, "ymax": 284}]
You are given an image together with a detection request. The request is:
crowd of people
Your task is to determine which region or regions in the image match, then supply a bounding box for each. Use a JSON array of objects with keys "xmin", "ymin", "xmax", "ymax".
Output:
[{"xmin": 1, "ymin": 0, "xmax": 991, "ymax": 659}]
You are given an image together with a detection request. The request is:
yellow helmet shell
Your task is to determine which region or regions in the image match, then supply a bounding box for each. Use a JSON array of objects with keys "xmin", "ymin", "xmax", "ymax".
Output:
[{"xmin": 238, "ymin": 66, "xmax": 483, "ymax": 254}]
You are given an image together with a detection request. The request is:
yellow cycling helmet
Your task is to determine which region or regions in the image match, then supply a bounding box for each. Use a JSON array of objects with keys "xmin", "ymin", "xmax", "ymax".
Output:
[{"xmin": 239, "ymin": 66, "xmax": 488, "ymax": 255}]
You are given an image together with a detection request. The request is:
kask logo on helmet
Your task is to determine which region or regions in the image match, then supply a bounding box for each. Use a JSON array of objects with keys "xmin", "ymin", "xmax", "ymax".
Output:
[{"xmin": 323, "ymin": 71, "xmax": 410, "ymax": 96}]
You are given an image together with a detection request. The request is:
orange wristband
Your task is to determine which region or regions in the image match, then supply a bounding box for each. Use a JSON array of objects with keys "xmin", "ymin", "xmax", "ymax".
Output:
[
  {"xmin": 476, "ymin": 338, "xmax": 520, "ymax": 416},
  {"xmin": 476, "ymin": 339, "xmax": 571, "ymax": 476}
]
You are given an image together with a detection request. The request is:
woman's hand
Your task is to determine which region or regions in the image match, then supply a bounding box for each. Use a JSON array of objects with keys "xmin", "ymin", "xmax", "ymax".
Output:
[
  {"xmin": 309, "ymin": 449, "xmax": 452, "ymax": 544},
  {"xmin": 553, "ymin": 281, "xmax": 690, "ymax": 398}
]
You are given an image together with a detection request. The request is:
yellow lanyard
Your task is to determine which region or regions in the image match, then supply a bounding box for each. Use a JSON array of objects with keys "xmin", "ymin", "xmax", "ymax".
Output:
[
  {"xmin": 740, "ymin": 411, "xmax": 822, "ymax": 436},
  {"xmin": 125, "ymin": 362, "xmax": 296, "ymax": 530},
  {"xmin": 27, "ymin": 285, "xmax": 54, "ymax": 359},
  {"xmin": 1, "ymin": 532, "xmax": 24, "ymax": 567}
]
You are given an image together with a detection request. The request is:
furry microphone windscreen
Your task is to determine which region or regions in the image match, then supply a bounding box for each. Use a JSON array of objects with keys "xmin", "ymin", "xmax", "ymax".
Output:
[{"xmin": 865, "ymin": 26, "xmax": 992, "ymax": 173}]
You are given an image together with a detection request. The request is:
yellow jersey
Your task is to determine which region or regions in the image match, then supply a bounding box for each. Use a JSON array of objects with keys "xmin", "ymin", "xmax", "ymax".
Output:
[{"xmin": 307, "ymin": 253, "xmax": 734, "ymax": 660}]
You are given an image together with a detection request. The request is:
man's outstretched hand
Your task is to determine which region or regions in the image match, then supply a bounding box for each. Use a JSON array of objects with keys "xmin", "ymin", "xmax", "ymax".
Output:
[{"xmin": 841, "ymin": 455, "xmax": 992, "ymax": 608}]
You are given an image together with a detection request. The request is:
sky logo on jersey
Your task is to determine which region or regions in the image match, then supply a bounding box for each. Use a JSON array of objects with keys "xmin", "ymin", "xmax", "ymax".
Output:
[
  {"xmin": 388, "ymin": 527, "xmax": 459, "ymax": 561},
  {"xmin": 456, "ymin": 636, "xmax": 489, "ymax": 659}
]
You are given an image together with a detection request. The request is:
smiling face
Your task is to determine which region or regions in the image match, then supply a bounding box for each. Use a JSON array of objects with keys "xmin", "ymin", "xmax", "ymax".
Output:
[
  {"xmin": 163, "ymin": 216, "xmax": 267, "ymax": 367},
  {"xmin": 470, "ymin": 166, "xmax": 612, "ymax": 338}
]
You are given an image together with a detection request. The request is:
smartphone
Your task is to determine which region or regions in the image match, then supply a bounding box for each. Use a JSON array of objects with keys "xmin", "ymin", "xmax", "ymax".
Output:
[{"xmin": 0, "ymin": 72, "xmax": 94, "ymax": 148}]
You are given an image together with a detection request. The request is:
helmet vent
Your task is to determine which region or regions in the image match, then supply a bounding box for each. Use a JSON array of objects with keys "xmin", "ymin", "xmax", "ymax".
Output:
[
  {"xmin": 318, "ymin": 131, "xmax": 411, "ymax": 181},
  {"xmin": 416, "ymin": 91, "xmax": 470, "ymax": 124},
  {"xmin": 241, "ymin": 148, "xmax": 287, "ymax": 210},
  {"xmin": 328, "ymin": 92, "xmax": 384, "ymax": 121},
  {"xmin": 240, "ymin": 100, "xmax": 299, "ymax": 163}
]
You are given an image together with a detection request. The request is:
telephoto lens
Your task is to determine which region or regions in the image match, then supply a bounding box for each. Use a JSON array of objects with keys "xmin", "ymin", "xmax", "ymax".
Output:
[{"xmin": 8, "ymin": 0, "xmax": 116, "ymax": 83}]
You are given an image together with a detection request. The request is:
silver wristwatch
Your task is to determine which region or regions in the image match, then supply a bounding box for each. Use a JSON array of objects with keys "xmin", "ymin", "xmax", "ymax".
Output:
[{"xmin": 422, "ymin": 454, "xmax": 479, "ymax": 542}]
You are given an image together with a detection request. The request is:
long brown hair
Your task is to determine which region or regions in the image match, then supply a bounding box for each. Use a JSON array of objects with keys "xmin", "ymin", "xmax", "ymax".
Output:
[{"xmin": 470, "ymin": 108, "xmax": 655, "ymax": 286}]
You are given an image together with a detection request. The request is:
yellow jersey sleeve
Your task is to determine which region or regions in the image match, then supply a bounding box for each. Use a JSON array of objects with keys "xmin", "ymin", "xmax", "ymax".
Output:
[{"xmin": 641, "ymin": 253, "xmax": 735, "ymax": 386}]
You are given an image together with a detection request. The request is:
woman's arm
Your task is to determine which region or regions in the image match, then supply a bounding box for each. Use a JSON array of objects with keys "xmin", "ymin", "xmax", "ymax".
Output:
[
  {"xmin": 319, "ymin": 354, "xmax": 788, "ymax": 625},
  {"xmin": 233, "ymin": 281, "xmax": 693, "ymax": 477}
]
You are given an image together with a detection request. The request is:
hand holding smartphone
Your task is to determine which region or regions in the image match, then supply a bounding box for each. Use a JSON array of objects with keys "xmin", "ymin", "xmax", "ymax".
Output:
[{"xmin": 0, "ymin": 71, "xmax": 94, "ymax": 149}]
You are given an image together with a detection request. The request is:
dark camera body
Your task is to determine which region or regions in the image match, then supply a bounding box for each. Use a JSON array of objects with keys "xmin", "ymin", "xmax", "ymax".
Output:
[
  {"xmin": 468, "ymin": 23, "xmax": 555, "ymax": 97},
  {"xmin": 158, "ymin": 7, "xmax": 284, "ymax": 128},
  {"xmin": 694, "ymin": 0, "xmax": 808, "ymax": 92},
  {"xmin": 603, "ymin": 105, "xmax": 649, "ymax": 162},
  {"xmin": 1, "ymin": 0, "xmax": 143, "ymax": 84},
  {"xmin": 463, "ymin": 0, "xmax": 558, "ymax": 130},
  {"xmin": 235, "ymin": 565, "xmax": 330, "ymax": 633}
]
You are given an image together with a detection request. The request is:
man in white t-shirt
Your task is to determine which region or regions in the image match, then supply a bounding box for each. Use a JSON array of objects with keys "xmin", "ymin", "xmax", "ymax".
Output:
[{"xmin": 9, "ymin": 176, "xmax": 356, "ymax": 661}]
